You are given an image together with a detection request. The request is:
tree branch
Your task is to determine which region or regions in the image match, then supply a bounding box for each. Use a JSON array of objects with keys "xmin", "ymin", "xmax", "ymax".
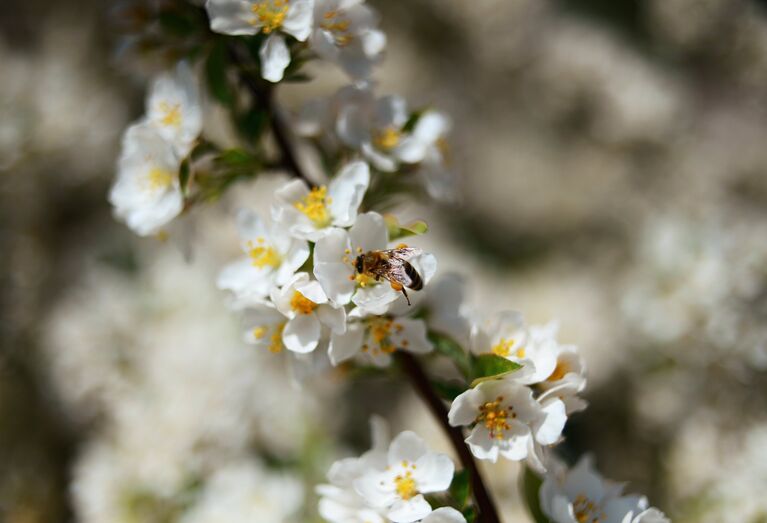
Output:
[
  {"xmin": 396, "ymin": 352, "xmax": 502, "ymax": 523},
  {"xmin": 227, "ymin": 42, "xmax": 312, "ymax": 185}
]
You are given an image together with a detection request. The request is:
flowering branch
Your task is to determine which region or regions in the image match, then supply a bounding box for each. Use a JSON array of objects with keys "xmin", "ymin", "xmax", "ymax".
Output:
[
  {"xmin": 227, "ymin": 42, "xmax": 312, "ymax": 186},
  {"xmin": 397, "ymin": 352, "xmax": 501, "ymax": 523}
]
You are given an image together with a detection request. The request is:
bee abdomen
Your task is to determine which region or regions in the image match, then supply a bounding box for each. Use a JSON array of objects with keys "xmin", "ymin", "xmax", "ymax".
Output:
[{"xmin": 404, "ymin": 262, "xmax": 423, "ymax": 290}]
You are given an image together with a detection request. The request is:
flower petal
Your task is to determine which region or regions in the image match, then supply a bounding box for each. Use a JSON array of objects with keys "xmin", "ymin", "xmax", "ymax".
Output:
[
  {"xmin": 388, "ymin": 431, "xmax": 428, "ymax": 464},
  {"xmin": 283, "ymin": 314, "xmax": 320, "ymax": 353},
  {"xmin": 328, "ymin": 323, "xmax": 365, "ymax": 365},
  {"xmin": 260, "ymin": 33, "xmax": 291, "ymax": 83}
]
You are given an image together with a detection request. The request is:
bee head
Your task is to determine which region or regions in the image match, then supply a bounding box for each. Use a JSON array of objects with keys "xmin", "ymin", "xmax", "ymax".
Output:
[{"xmin": 354, "ymin": 255, "xmax": 364, "ymax": 274}]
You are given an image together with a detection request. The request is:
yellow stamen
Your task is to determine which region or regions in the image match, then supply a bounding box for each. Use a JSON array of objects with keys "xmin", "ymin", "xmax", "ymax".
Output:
[
  {"xmin": 290, "ymin": 291, "xmax": 317, "ymax": 315},
  {"xmin": 491, "ymin": 338, "xmax": 520, "ymax": 358},
  {"xmin": 294, "ymin": 186, "xmax": 332, "ymax": 228},
  {"xmin": 476, "ymin": 396, "xmax": 515, "ymax": 440},
  {"xmin": 252, "ymin": 326, "xmax": 267, "ymax": 339},
  {"xmin": 374, "ymin": 126, "xmax": 402, "ymax": 150},
  {"xmin": 320, "ymin": 10, "xmax": 352, "ymax": 46},
  {"xmin": 159, "ymin": 101, "xmax": 182, "ymax": 128},
  {"xmin": 366, "ymin": 317, "xmax": 402, "ymax": 355},
  {"xmin": 251, "ymin": 0, "xmax": 289, "ymax": 34},
  {"xmin": 548, "ymin": 360, "xmax": 570, "ymax": 382},
  {"xmin": 145, "ymin": 167, "xmax": 174, "ymax": 192},
  {"xmin": 573, "ymin": 494, "xmax": 604, "ymax": 523},
  {"xmin": 246, "ymin": 237, "xmax": 282, "ymax": 269},
  {"xmin": 268, "ymin": 323, "xmax": 286, "ymax": 353},
  {"xmin": 394, "ymin": 471, "xmax": 418, "ymax": 501},
  {"xmin": 354, "ymin": 273, "xmax": 376, "ymax": 287}
]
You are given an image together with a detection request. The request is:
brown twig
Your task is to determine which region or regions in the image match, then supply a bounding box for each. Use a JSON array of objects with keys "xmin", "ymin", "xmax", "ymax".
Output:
[
  {"xmin": 396, "ymin": 352, "xmax": 502, "ymax": 523},
  {"xmin": 226, "ymin": 42, "xmax": 312, "ymax": 185}
]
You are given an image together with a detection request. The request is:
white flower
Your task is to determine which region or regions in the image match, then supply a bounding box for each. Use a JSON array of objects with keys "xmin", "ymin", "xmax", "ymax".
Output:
[
  {"xmin": 336, "ymin": 88, "xmax": 449, "ymax": 172},
  {"xmin": 311, "ymin": 0, "xmax": 386, "ymax": 80},
  {"xmin": 108, "ymin": 121, "xmax": 183, "ymax": 236},
  {"xmin": 539, "ymin": 456, "xmax": 669, "ymax": 523},
  {"xmin": 313, "ymin": 211, "xmax": 437, "ymax": 313},
  {"xmin": 354, "ymin": 431, "xmax": 455, "ymax": 523},
  {"xmin": 470, "ymin": 312, "xmax": 559, "ymax": 386},
  {"xmin": 420, "ymin": 508, "xmax": 467, "ymax": 523},
  {"xmin": 205, "ymin": 0, "xmax": 314, "ymax": 82},
  {"xmin": 448, "ymin": 378, "xmax": 566, "ymax": 468},
  {"xmin": 410, "ymin": 273, "xmax": 472, "ymax": 347},
  {"xmin": 272, "ymin": 160, "xmax": 370, "ymax": 241},
  {"xmin": 328, "ymin": 308, "xmax": 432, "ymax": 367},
  {"xmin": 145, "ymin": 61, "xmax": 202, "ymax": 156},
  {"xmin": 243, "ymin": 272, "xmax": 345, "ymax": 354},
  {"xmin": 181, "ymin": 461, "xmax": 304, "ymax": 523},
  {"xmin": 317, "ymin": 416, "xmax": 390, "ymax": 523},
  {"xmin": 536, "ymin": 337, "xmax": 588, "ymax": 415},
  {"xmin": 217, "ymin": 209, "xmax": 310, "ymax": 308}
]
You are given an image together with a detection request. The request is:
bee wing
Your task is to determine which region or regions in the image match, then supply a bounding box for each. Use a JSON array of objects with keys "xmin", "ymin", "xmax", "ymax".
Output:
[
  {"xmin": 380, "ymin": 258, "xmax": 418, "ymax": 287},
  {"xmin": 382, "ymin": 247, "xmax": 423, "ymax": 261}
]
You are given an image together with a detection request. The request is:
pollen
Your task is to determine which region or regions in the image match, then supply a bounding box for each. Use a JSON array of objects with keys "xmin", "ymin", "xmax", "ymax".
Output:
[
  {"xmin": 268, "ymin": 323, "xmax": 286, "ymax": 353},
  {"xmin": 294, "ymin": 186, "xmax": 332, "ymax": 227},
  {"xmin": 491, "ymin": 337, "xmax": 520, "ymax": 358},
  {"xmin": 159, "ymin": 101, "xmax": 182, "ymax": 128},
  {"xmin": 251, "ymin": 0, "xmax": 289, "ymax": 34},
  {"xmin": 354, "ymin": 273, "xmax": 376, "ymax": 287},
  {"xmin": 476, "ymin": 396, "xmax": 514, "ymax": 440},
  {"xmin": 252, "ymin": 326, "xmax": 267, "ymax": 339},
  {"xmin": 573, "ymin": 494, "xmax": 605, "ymax": 523},
  {"xmin": 367, "ymin": 317, "xmax": 402, "ymax": 355},
  {"xmin": 374, "ymin": 126, "xmax": 403, "ymax": 150},
  {"xmin": 290, "ymin": 291, "xmax": 317, "ymax": 315},
  {"xmin": 145, "ymin": 167, "xmax": 174, "ymax": 192},
  {"xmin": 394, "ymin": 471, "xmax": 418, "ymax": 501},
  {"xmin": 320, "ymin": 10, "xmax": 352, "ymax": 46},
  {"xmin": 246, "ymin": 238, "xmax": 282, "ymax": 269}
]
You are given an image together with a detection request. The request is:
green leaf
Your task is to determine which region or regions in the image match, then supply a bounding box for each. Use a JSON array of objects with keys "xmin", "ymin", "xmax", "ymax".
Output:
[
  {"xmin": 179, "ymin": 159, "xmax": 191, "ymax": 196},
  {"xmin": 449, "ymin": 469, "xmax": 471, "ymax": 509},
  {"xmin": 462, "ymin": 505, "xmax": 477, "ymax": 523},
  {"xmin": 429, "ymin": 332, "xmax": 471, "ymax": 378},
  {"xmin": 205, "ymin": 41, "xmax": 235, "ymax": 107},
  {"xmin": 403, "ymin": 109, "xmax": 425, "ymax": 134},
  {"xmin": 521, "ymin": 466, "xmax": 549, "ymax": 523},
  {"xmin": 384, "ymin": 214, "xmax": 429, "ymax": 241},
  {"xmin": 470, "ymin": 354, "xmax": 522, "ymax": 388},
  {"xmin": 431, "ymin": 379, "xmax": 466, "ymax": 402},
  {"xmin": 236, "ymin": 109, "xmax": 268, "ymax": 143}
]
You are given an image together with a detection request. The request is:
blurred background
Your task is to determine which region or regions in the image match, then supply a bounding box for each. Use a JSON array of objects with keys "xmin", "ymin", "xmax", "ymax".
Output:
[{"xmin": 2, "ymin": 0, "xmax": 767, "ymax": 521}]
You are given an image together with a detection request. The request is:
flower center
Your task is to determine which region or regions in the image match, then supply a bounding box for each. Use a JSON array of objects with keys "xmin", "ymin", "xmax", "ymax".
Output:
[
  {"xmin": 253, "ymin": 323, "xmax": 285, "ymax": 353},
  {"xmin": 354, "ymin": 273, "xmax": 376, "ymax": 287},
  {"xmin": 361, "ymin": 317, "xmax": 404, "ymax": 356},
  {"xmin": 573, "ymin": 494, "xmax": 604, "ymax": 523},
  {"xmin": 476, "ymin": 396, "xmax": 516, "ymax": 440},
  {"xmin": 246, "ymin": 238, "xmax": 282, "ymax": 269},
  {"xmin": 492, "ymin": 338, "xmax": 524, "ymax": 358},
  {"xmin": 294, "ymin": 186, "xmax": 332, "ymax": 228},
  {"xmin": 251, "ymin": 0, "xmax": 289, "ymax": 34},
  {"xmin": 290, "ymin": 291, "xmax": 317, "ymax": 315},
  {"xmin": 374, "ymin": 126, "xmax": 402, "ymax": 150},
  {"xmin": 548, "ymin": 360, "xmax": 570, "ymax": 382},
  {"xmin": 145, "ymin": 167, "xmax": 174, "ymax": 192},
  {"xmin": 394, "ymin": 470, "xmax": 418, "ymax": 501},
  {"xmin": 159, "ymin": 101, "xmax": 182, "ymax": 128},
  {"xmin": 320, "ymin": 10, "xmax": 352, "ymax": 46}
]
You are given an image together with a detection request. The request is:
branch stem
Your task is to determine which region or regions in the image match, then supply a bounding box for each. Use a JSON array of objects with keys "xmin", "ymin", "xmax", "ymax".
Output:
[{"xmin": 396, "ymin": 352, "xmax": 502, "ymax": 523}]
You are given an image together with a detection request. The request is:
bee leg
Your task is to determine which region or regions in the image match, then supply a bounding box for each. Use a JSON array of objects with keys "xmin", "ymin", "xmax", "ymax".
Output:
[{"xmin": 402, "ymin": 287, "xmax": 411, "ymax": 306}]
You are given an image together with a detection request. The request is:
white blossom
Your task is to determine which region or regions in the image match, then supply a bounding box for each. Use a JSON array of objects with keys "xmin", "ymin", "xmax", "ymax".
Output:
[
  {"xmin": 328, "ymin": 307, "xmax": 432, "ymax": 367},
  {"xmin": 317, "ymin": 416, "xmax": 390, "ymax": 523},
  {"xmin": 205, "ymin": 0, "xmax": 314, "ymax": 82},
  {"xmin": 181, "ymin": 461, "xmax": 304, "ymax": 523},
  {"xmin": 272, "ymin": 160, "xmax": 370, "ymax": 241},
  {"xmin": 311, "ymin": 0, "xmax": 386, "ymax": 80},
  {"xmin": 313, "ymin": 211, "xmax": 437, "ymax": 314},
  {"xmin": 448, "ymin": 378, "xmax": 566, "ymax": 469},
  {"xmin": 217, "ymin": 209, "xmax": 310, "ymax": 308},
  {"xmin": 539, "ymin": 456, "xmax": 669, "ymax": 523},
  {"xmin": 354, "ymin": 431, "xmax": 455, "ymax": 523},
  {"xmin": 145, "ymin": 61, "xmax": 203, "ymax": 157},
  {"xmin": 420, "ymin": 508, "xmax": 467, "ymax": 523},
  {"xmin": 108, "ymin": 121, "xmax": 183, "ymax": 236}
]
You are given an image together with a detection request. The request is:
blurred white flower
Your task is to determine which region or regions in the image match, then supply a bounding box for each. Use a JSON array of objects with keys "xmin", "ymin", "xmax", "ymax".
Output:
[
  {"xmin": 317, "ymin": 416, "xmax": 390, "ymax": 523},
  {"xmin": 448, "ymin": 379, "xmax": 566, "ymax": 469},
  {"xmin": 108, "ymin": 121, "xmax": 183, "ymax": 236},
  {"xmin": 206, "ymin": 0, "xmax": 314, "ymax": 82},
  {"xmin": 540, "ymin": 456, "xmax": 669, "ymax": 523},
  {"xmin": 420, "ymin": 508, "xmax": 467, "ymax": 523},
  {"xmin": 313, "ymin": 212, "xmax": 436, "ymax": 313},
  {"xmin": 328, "ymin": 307, "xmax": 432, "ymax": 367},
  {"xmin": 311, "ymin": 0, "xmax": 386, "ymax": 80},
  {"xmin": 181, "ymin": 461, "xmax": 304, "ymax": 523},
  {"xmin": 145, "ymin": 61, "xmax": 203, "ymax": 157},
  {"xmin": 217, "ymin": 209, "xmax": 310, "ymax": 308},
  {"xmin": 272, "ymin": 160, "xmax": 370, "ymax": 241},
  {"xmin": 354, "ymin": 431, "xmax": 455, "ymax": 523}
]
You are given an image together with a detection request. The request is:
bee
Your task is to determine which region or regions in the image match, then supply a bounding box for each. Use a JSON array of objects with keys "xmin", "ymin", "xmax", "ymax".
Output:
[{"xmin": 354, "ymin": 245, "xmax": 424, "ymax": 305}]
